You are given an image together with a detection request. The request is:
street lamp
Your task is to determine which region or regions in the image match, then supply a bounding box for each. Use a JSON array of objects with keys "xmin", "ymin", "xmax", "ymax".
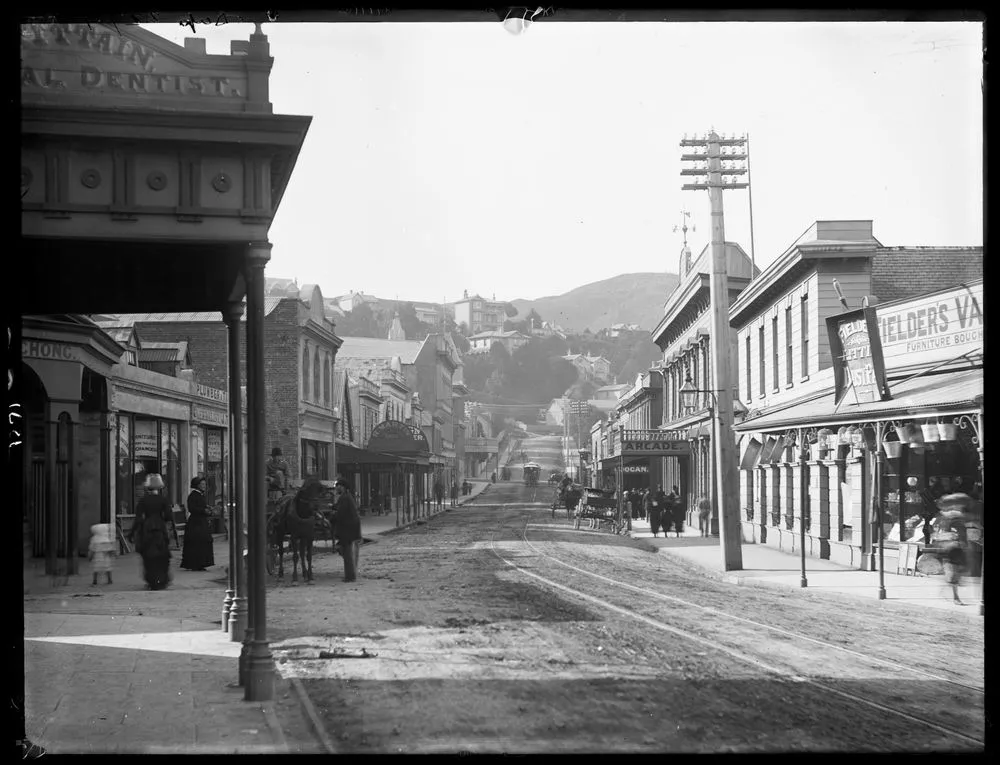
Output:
[{"xmin": 679, "ymin": 374, "xmax": 748, "ymax": 539}]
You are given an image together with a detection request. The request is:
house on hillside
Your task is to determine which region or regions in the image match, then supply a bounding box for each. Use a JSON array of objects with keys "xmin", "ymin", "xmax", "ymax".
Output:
[
  {"xmin": 562, "ymin": 353, "xmax": 612, "ymax": 384},
  {"xmin": 453, "ymin": 290, "xmax": 506, "ymax": 335},
  {"xmin": 467, "ymin": 330, "xmax": 531, "ymax": 355},
  {"xmin": 332, "ymin": 290, "xmax": 379, "ymax": 313},
  {"xmin": 607, "ymin": 322, "xmax": 641, "ymax": 338}
]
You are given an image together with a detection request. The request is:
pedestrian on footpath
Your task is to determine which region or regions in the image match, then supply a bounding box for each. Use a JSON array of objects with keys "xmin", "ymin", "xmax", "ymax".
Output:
[
  {"xmin": 934, "ymin": 494, "xmax": 971, "ymax": 605},
  {"xmin": 131, "ymin": 473, "xmax": 173, "ymax": 590},
  {"xmin": 333, "ymin": 483, "xmax": 362, "ymax": 583},
  {"xmin": 450, "ymin": 481, "xmax": 459, "ymax": 507},
  {"xmin": 88, "ymin": 523, "xmax": 115, "ymax": 585},
  {"xmin": 669, "ymin": 485, "xmax": 686, "ymax": 537},
  {"xmin": 180, "ymin": 477, "xmax": 214, "ymax": 571},
  {"xmin": 433, "ymin": 479, "xmax": 445, "ymax": 509},
  {"xmin": 641, "ymin": 488, "xmax": 651, "ymax": 522},
  {"xmin": 697, "ymin": 496, "xmax": 713, "ymax": 537},
  {"xmin": 649, "ymin": 485, "xmax": 666, "ymax": 537}
]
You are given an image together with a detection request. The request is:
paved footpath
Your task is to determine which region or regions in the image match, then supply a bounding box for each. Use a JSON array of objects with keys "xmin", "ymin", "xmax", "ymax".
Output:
[
  {"xmin": 628, "ymin": 517, "xmax": 983, "ymax": 614},
  {"xmin": 19, "ymin": 481, "xmax": 496, "ymax": 755}
]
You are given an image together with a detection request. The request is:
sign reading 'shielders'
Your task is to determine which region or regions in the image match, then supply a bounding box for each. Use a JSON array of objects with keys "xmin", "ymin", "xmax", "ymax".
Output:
[
  {"xmin": 827, "ymin": 307, "xmax": 891, "ymax": 406},
  {"xmin": 874, "ymin": 281, "xmax": 983, "ymax": 368}
]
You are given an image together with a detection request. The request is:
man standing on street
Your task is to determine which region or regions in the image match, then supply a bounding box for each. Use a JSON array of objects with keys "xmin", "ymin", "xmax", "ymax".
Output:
[
  {"xmin": 333, "ymin": 483, "xmax": 362, "ymax": 583},
  {"xmin": 433, "ymin": 479, "xmax": 445, "ymax": 510},
  {"xmin": 450, "ymin": 481, "xmax": 459, "ymax": 508}
]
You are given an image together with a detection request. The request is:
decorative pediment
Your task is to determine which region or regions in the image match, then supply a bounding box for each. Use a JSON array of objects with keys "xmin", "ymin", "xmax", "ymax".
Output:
[{"xmin": 20, "ymin": 23, "xmax": 270, "ymax": 113}]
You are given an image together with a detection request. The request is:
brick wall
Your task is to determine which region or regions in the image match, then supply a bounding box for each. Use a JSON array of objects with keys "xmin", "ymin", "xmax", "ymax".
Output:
[
  {"xmin": 262, "ymin": 301, "xmax": 301, "ymax": 479},
  {"xmin": 872, "ymin": 248, "xmax": 983, "ymax": 302},
  {"xmin": 135, "ymin": 321, "xmax": 237, "ymax": 391}
]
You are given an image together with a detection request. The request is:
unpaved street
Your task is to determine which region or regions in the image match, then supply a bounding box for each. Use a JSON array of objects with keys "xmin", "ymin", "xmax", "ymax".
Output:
[{"xmin": 265, "ymin": 478, "xmax": 985, "ymax": 754}]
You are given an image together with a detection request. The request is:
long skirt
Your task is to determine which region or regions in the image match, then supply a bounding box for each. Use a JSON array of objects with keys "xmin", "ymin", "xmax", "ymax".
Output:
[
  {"xmin": 142, "ymin": 551, "xmax": 171, "ymax": 590},
  {"xmin": 649, "ymin": 509, "xmax": 662, "ymax": 535},
  {"xmin": 180, "ymin": 515, "xmax": 215, "ymax": 570}
]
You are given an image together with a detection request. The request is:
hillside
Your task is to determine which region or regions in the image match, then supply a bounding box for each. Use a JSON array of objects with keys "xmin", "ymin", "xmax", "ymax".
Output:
[{"xmin": 511, "ymin": 272, "xmax": 680, "ymax": 334}]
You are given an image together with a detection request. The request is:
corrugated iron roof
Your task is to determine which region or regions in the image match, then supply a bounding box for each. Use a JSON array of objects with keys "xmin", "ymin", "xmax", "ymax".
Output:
[
  {"xmin": 104, "ymin": 299, "xmax": 283, "ymax": 325},
  {"xmin": 139, "ymin": 348, "xmax": 183, "ymax": 362},
  {"xmin": 736, "ymin": 367, "xmax": 983, "ymax": 432},
  {"xmin": 337, "ymin": 336, "xmax": 424, "ymax": 364}
]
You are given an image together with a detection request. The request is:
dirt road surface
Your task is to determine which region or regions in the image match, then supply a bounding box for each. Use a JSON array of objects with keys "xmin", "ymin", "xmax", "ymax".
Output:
[{"xmin": 261, "ymin": 475, "xmax": 984, "ymax": 754}]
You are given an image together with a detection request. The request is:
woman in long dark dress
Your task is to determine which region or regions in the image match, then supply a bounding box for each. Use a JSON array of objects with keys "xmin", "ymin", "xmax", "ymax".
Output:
[
  {"xmin": 181, "ymin": 477, "xmax": 215, "ymax": 571},
  {"xmin": 133, "ymin": 474, "xmax": 173, "ymax": 590}
]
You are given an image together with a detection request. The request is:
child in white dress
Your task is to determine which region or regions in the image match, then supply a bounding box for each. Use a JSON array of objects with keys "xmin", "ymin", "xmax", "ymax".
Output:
[{"xmin": 88, "ymin": 523, "xmax": 115, "ymax": 585}]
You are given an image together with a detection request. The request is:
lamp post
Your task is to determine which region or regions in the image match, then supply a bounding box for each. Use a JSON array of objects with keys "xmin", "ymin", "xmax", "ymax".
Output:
[
  {"xmin": 679, "ymin": 374, "xmax": 719, "ymax": 540},
  {"xmin": 873, "ymin": 423, "xmax": 888, "ymax": 600}
]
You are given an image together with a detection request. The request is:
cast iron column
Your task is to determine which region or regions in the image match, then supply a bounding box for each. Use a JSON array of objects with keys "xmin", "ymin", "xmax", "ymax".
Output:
[
  {"xmin": 225, "ymin": 301, "xmax": 248, "ymax": 641},
  {"xmin": 798, "ymin": 429, "xmax": 808, "ymax": 588},
  {"xmin": 244, "ymin": 242, "xmax": 274, "ymax": 701},
  {"xmin": 238, "ymin": 291, "xmax": 256, "ymax": 685}
]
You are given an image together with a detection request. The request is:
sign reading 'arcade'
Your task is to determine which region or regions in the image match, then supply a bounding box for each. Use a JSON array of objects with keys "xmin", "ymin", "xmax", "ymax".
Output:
[{"xmin": 620, "ymin": 430, "xmax": 690, "ymax": 457}]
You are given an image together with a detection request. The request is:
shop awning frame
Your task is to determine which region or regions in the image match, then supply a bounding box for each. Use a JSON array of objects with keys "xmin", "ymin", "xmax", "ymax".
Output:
[{"xmin": 736, "ymin": 367, "xmax": 983, "ymax": 434}]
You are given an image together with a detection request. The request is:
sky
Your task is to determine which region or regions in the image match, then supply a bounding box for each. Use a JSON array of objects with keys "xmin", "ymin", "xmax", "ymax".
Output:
[{"xmin": 143, "ymin": 20, "xmax": 983, "ymax": 306}]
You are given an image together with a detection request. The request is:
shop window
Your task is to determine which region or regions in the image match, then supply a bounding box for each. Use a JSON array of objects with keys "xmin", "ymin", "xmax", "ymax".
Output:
[
  {"xmin": 301, "ymin": 439, "xmax": 330, "ymax": 480},
  {"xmin": 117, "ymin": 416, "xmax": 184, "ymax": 513},
  {"xmin": 116, "ymin": 416, "xmax": 131, "ymax": 517}
]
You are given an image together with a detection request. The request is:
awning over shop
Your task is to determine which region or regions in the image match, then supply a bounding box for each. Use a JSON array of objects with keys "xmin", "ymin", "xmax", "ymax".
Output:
[
  {"xmin": 739, "ymin": 438, "xmax": 763, "ymax": 470},
  {"xmin": 736, "ymin": 367, "xmax": 983, "ymax": 433},
  {"xmin": 336, "ymin": 442, "xmax": 424, "ymax": 467}
]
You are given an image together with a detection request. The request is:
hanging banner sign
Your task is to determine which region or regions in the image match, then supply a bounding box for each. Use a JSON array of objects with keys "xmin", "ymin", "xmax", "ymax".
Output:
[
  {"xmin": 622, "ymin": 465, "xmax": 649, "ymax": 474},
  {"xmin": 827, "ymin": 306, "xmax": 892, "ymax": 406}
]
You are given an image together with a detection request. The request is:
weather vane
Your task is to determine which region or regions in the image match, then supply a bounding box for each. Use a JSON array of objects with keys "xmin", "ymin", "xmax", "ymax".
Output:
[{"xmin": 672, "ymin": 210, "xmax": 695, "ymax": 247}]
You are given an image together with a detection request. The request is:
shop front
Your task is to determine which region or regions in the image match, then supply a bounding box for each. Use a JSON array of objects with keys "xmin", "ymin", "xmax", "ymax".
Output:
[
  {"xmin": 20, "ymin": 317, "xmax": 123, "ymax": 571},
  {"xmin": 736, "ymin": 281, "xmax": 984, "ymax": 573},
  {"xmin": 366, "ymin": 420, "xmax": 432, "ymax": 525}
]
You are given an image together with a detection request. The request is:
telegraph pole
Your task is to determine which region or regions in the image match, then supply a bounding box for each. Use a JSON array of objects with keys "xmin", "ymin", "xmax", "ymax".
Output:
[{"xmin": 680, "ymin": 130, "xmax": 748, "ymax": 571}]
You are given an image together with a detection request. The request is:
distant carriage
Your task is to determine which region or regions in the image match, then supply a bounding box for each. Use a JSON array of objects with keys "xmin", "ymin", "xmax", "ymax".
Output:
[{"xmin": 523, "ymin": 462, "xmax": 542, "ymax": 487}]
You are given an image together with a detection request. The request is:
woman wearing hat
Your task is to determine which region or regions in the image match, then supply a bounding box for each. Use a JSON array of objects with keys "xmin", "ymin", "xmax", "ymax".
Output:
[
  {"xmin": 132, "ymin": 474, "xmax": 173, "ymax": 590},
  {"xmin": 180, "ymin": 476, "xmax": 215, "ymax": 571}
]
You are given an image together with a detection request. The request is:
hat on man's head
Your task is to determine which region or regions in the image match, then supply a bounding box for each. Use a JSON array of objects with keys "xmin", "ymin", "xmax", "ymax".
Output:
[
  {"xmin": 271, "ymin": 447, "xmax": 282, "ymax": 457},
  {"xmin": 191, "ymin": 477, "xmax": 205, "ymax": 489},
  {"xmin": 144, "ymin": 473, "xmax": 165, "ymax": 490}
]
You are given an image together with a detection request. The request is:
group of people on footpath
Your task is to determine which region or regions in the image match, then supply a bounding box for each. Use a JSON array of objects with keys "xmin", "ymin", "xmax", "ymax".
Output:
[{"xmin": 619, "ymin": 485, "xmax": 714, "ymax": 539}]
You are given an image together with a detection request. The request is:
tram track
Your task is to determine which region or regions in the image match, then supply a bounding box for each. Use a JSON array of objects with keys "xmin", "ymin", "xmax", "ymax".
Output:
[{"xmin": 488, "ymin": 519, "xmax": 985, "ymax": 749}]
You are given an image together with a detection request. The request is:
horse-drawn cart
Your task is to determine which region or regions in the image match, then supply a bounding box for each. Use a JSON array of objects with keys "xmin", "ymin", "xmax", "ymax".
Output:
[
  {"xmin": 265, "ymin": 486, "xmax": 336, "ymax": 581},
  {"xmin": 574, "ymin": 488, "xmax": 622, "ymax": 533}
]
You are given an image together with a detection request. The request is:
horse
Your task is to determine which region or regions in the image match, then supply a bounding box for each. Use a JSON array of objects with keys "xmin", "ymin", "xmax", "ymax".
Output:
[{"xmin": 268, "ymin": 483, "xmax": 322, "ymax": 584}]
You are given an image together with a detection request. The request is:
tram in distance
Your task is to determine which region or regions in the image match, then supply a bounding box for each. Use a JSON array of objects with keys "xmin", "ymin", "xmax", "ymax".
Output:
[{"xmin": 523, "ymin": 463, "xmax": 542, "ymax": 487}]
